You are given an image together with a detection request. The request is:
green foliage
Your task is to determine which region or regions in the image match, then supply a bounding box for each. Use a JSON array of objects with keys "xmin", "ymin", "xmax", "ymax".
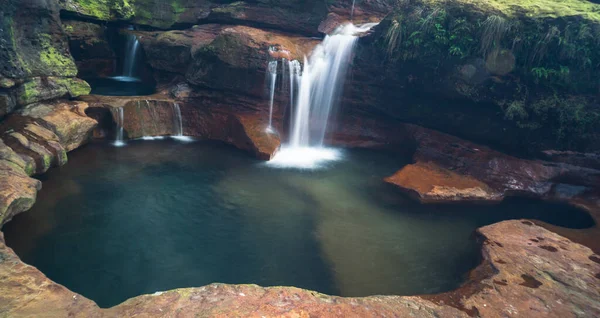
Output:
[
  {"xmin": 479, "ymin": 15, "xmax": 511, "ymax": 57},
  {"xmin": 381, "ymin": 1, "xmax": 600, "ymax": 92},
  {"xmin": 530, "ymin": 66, "xmax": 569, "ymax": 80},
  {"xmin": 503, "ymin": 95, "xmax": 600, "ymax": 145},
  {"xmin": 384, "ymin": 19, "xmax": 402, "ymax": 57},
  {"xmin": 380, "ymin": 0, "xmax": 600, "ymax": 148},
  {"xmin": 382, "ymin": 6, "xmax": 476, "ymax": 63}
]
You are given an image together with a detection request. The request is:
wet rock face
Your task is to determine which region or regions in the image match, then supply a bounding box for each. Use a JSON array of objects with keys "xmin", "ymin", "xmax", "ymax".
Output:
[
  {"xmin": 208, "ymin": 1, "xmax": 328, "ymax": 36},
  {"xmin": 0, "ymin": 159, "xmax": 40, "ymax": 225},
  {"xmin": 136, "ymin": 24, "xmax": 319, "ymax": 97},
  {"xmin": 0, "ymin": 0, "xmax": 89, "ymax": 118},
  {"xmin": 82, "ymin": 92, "xmax": 281, "ymax": 160},
  {"xmin": 0, "ymin": 101, "xmax": 97, "ymax": 174},
  {"xmin": 0, "ymin": 0, "xmax": 77, "ymax": 79},
  {"xmin": 347, "ymin": 1, "xmax": 600, "ymax": 154},
  {"xmin": 62, "ymin": 20, "xmax": 116, "ymax": 78},
  {"xmin": 15, "ymin": 77, "xmax": 90, "ymax": 107},
  {"xmin": 0, "ymin": 99, "xmax": 96, "ymax": 225},
  {"xmin": 59, "ymin": 0, "xmax": 332, "ymax": 33},
  {"xmin": 383, "ymin": 123, "xmax": 600, "ymax": 204}
]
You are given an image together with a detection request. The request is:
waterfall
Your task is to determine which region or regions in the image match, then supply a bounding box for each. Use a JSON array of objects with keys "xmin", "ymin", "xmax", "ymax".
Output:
[
  {"xmin": 268, "ymin": 23, "xmax": 377, "ymax": 169},
  {"xmin": 113, "ymin": 32, "xmax": 141, "ymax": 82},
  {"xmin": 266, "ymin": 60, "xmax": 278, "ymax": 133},
  {"xmin": 281, "ymin": 58, "xmax": 287, "ymax": 95},
  {"xmin": 113, "ymin": 107, "xmax": 125, "ymax": 147},
  {"xmin": 351, "ymin": 0, "xmax": 356, "ymax": 20},
  {"xmin": 173, "ymin": 103, "xmax": 183, "ymax": 137},
  {"xmin": 123, "ymin": 34, "xmax": 140, "ymax": 77},
  {"xmin": 288, "ymin": 60, "xmax": 301, "ymax": 138},
  {"xmin": 171, "ymin": 103, "xmax": 192, "ymax": 141},
  {"xmin": 141, "ymin": 100, "xmax": 164, "ymax": 140},
  {"xmin": 291, "ymin": 23, "xmax": 376, "ymax": 147}
]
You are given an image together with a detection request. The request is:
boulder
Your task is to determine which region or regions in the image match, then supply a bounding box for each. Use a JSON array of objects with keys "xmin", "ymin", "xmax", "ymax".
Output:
[
  {"xmin": 384, "ymin": 123, "xmax": 600, "ymax": 204},
  {"xmin": 18, "ymin": 101, "xmax": 97, "ymax": 151},
  {"xmin": 0, "ymin": 101, "xmax": 97, "ymax": 174},
  {"xmin": 424, "ymin": 220, "xmax": 600, "ymax": 317},
  {"xmin": 0, "ymin": 161, "xmax": 40, "ymax": 226},
  {"xmin": 15, "ymin": 77, "xmax": 91, "ymax": 107}
]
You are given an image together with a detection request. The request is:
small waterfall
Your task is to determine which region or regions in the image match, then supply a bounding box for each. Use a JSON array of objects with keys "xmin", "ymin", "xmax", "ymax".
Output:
[
  {"xmin": 281, "ymin": 58, "xmax": 287, "ymax": 95},
  {"xmin": 112, "ymin": 32, "xmax": 141, "ymax": 82},
  {"xmin": 171, "ymin": 103, "xmax": 192, "ymax": 141},
  {"xmin": 123, "ymin": 34, "xmax": 140, "ymax": 77},
  {"xmin": 113, "ymin": 107, "xmax": 125, "ymax": 147},
  {"xmin": 351, "ymin": 0, "xmax": 356, "ymax": 20},
  {"xmin": 140, "ymin": 100, "xmax": 164, "ymax": 140},
  {"xmin": 269, "ymin": 23, "xmax": 377, "ymax": 169},
  {"xmin": 266, "ymin": 60, "xmax": 278, "ymax": 133},
  {"xmin": 173, "ymin": 103, "xmax": 183, "ymax": 137},
  {"xmin": 288, "ymin": 60, "xmax": 301, "ymax": 138}
]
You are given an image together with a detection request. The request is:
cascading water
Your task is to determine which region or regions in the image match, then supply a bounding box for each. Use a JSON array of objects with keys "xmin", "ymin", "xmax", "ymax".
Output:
[
  {"xmin": 113, "ymin": 31, "xmax": 141, "ymax": 82},
  {"xmin": 123, "ymin": 34, "xmax": 139, "ymax": 77},
  {"xmin": 288, "ymin": 60, "xmax": 301, "ymax": 138},
  {"xmin": 269, "ymin": 23, "xmax": 377, "ymax": 169},
  {"xmin": 171, "ymin": 103, "xmax": 193, "ymax": 141},
  {"xmin": 351, "ymin": 0, "xmax": 356, "ymax": 20},
  {"xmin": 141, "ymin": 100, "xmax": 164, "ymax": 140},
  {"xmin": 113, "ymin": 107, "xmax": 125, "ymax": 147},
  {"xmin": 173, "ymin": 103, "xmax": 183, "ymax": 137},
  {"xmin": 266, "ymin": 60, "xmax": 278, "ymax": 133}
]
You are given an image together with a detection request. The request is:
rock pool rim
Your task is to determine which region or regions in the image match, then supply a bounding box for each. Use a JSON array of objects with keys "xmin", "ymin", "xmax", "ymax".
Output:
[{"xmin": 2, "ymin": 140, "xmax": 597, "ymax": 312}]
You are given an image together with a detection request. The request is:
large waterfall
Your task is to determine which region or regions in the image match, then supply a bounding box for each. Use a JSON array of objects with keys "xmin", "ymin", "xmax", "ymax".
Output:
[{"xmin": 268, "ymin": 23, "xmax": 377, "ymax": 169}]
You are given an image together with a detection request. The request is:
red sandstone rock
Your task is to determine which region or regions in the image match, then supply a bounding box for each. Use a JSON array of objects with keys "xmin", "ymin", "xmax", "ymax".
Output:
[
  {"xmin": 0, "ymin": 219, "xmax": 598, "ymax": 317},
  {"xmin": 82, "ymin": 91, "xmax": 281, "ymax": 160},
  {"xmin": 136, "ymin": 25, "xmax": 319, "ymax": 97},
  {"xmin": 381, "ymin": 122, "xmax": 600, "ymax": 205}
]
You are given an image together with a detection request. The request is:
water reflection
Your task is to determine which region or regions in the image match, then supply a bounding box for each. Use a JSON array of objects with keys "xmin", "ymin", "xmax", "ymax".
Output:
[{"xmin": 2, "ymin": 140, "xmax": 593, "ymax": 308}]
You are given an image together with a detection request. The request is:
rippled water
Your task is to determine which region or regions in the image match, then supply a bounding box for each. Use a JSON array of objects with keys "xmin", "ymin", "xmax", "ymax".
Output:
[{"xmin": 3, "ymin": 140, "xmax": 593, "ymax": 308}]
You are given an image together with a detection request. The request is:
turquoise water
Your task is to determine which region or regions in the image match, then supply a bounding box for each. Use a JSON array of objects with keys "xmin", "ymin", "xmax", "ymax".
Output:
[{"xmin": 3, "ymin": 140, "xmax": 593, "ymax": 308}]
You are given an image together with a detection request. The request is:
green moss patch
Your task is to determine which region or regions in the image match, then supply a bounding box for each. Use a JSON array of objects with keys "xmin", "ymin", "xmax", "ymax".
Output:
[
  {"xmin": 379, "ymin": 0, "xmax": 600, "ymax": 149},
  {"xmin": 36, "ymin": 34, "xmax": 78, "ymax": 77},
  {"xmin": 423, "ymin": 0, "xmax": 600, "ymax": 22}
]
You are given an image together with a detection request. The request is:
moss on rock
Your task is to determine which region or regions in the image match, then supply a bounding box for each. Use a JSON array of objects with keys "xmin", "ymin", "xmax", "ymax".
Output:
[
  {"xmin": 16, "ymin": 77, "xmax": 91, "ymax": 106},
  {"xmin": 376, "ymin": 0, "xmax": 600, "ymax": 150},
  {"xmin": 63, "ymin": 78, "xmax": 92, "ymax": 97},
  {"xmin": 422, "ymin": 0, "xmax": 600, "ymax": 22},
  {"xmin": 38, "ymin": 35, "xmax": 78, "ymax": 77}
]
